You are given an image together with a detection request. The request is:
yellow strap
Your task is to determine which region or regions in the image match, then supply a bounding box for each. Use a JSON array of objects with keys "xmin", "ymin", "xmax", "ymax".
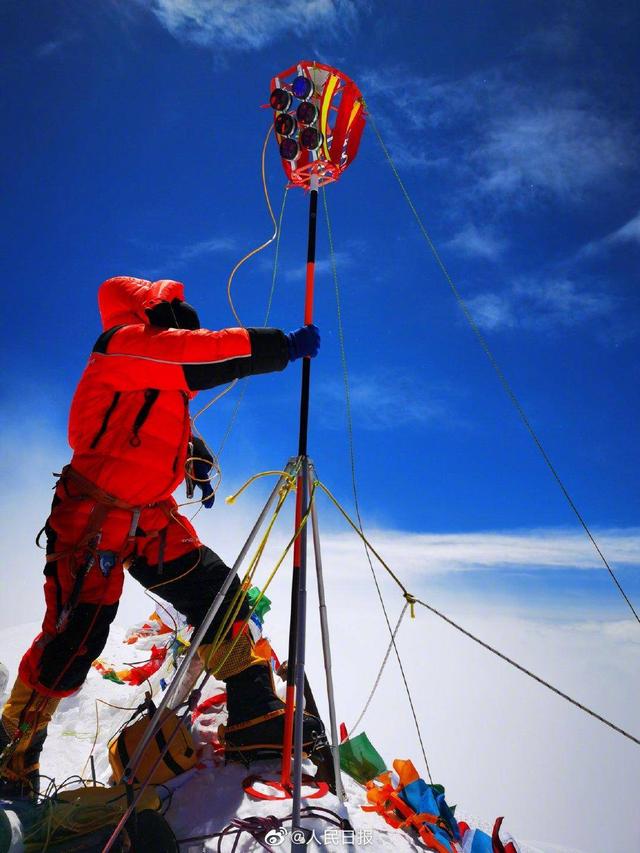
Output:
[
  {"xmin": 225, "ymin": 468, "xmax": 297, "ymax": 505},
  {"xmin": 320, "ymin": 75, "xmax": 339, "ymax": 159},
  {"xmin": 315, "ymin": 479, "xmax": 414, "ymax": 598},
  {"xmin": 207, "ymin": 460, "xmax": 301, "ymax": 651},
  {"xmin": 204, "ymin": 472, "xmax": 296, "ymax": 665},
  {"xmin": 404, "ymin": 592, "xmax": 417, "ymax": 619},
  {"xmin": 346, "ymin": 99, "xmax": 362, "ymax": 132},
  {"xmin": 223, "ymin": 707, "xmax": 285, "ymax": 734},
  {"xmin": 203, "ymin": 479, "xmax": 317, "ymax": 677}
]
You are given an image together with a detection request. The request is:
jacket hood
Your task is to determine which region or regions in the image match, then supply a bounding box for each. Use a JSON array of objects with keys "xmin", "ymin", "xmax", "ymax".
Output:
[{"xmin": 98, "ymin": 276, "xmax": 186, "ymax": 330}]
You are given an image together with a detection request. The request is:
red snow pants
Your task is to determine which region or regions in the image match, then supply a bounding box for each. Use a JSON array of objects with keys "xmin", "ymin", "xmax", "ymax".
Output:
[{"xmin": 19, "ymin": 471, "xmax": 247, "ymax": 699}]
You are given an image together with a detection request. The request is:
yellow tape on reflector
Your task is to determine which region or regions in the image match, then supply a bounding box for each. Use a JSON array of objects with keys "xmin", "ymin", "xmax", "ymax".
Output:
[
  {"xmin": 320, "ymin": 74, "xmax": 339, "ymax": 160},
  {"xmin": 346, "ymin": 99, "xmax": 362, "ymax": 132}
]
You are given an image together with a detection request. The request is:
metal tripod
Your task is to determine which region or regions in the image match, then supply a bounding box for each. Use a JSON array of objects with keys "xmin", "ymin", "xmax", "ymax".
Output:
[{"xmin": 103, "ymin": 175, "xmax": 343, "ymax": 852}]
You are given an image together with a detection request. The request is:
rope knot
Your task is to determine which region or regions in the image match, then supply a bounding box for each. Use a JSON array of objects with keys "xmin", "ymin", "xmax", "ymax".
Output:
[{"xmin": 403, "ymin": 592, "xmax": 417, "ymax": 619}]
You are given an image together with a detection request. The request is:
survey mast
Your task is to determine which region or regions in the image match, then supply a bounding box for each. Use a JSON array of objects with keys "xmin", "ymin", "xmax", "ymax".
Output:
[{"xmin": 268, "ymin": 60, "xmax": 366, "ymax": 846}]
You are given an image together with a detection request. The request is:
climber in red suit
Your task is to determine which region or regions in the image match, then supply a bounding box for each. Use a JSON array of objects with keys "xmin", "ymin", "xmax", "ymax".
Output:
[{"xmin": 0, "ymin": 276, "xmax": 322, "ymax": 796}]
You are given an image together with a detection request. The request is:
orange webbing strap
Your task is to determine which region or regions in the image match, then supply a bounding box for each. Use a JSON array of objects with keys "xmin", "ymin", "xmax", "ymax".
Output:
[
  {"xmin": 363, "ymin": 773, "xmax": 412, "ymax": 829},
  {"xmin": 363, "ymin": 775, "xmax": 454, "ymax": 853}
]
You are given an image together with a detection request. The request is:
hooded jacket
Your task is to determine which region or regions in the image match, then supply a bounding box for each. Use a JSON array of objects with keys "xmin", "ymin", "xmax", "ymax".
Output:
[{"xmin": 67, "ymin": 277, "xmax": 289, "ymax": 505}]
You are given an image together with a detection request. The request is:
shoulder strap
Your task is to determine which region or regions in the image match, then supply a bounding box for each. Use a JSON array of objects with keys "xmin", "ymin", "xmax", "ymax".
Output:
[{"xmin": 92, "ymin": 324, "xmax": 127, "ymax": 354}]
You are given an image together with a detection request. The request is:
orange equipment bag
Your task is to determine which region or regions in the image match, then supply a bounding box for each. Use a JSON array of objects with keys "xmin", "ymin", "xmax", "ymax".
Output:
[{"xmin": 108, "ymin": 706, "xmax": 197, "ymax": 786}]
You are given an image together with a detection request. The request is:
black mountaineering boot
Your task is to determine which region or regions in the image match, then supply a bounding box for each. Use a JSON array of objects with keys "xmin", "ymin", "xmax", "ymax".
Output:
[{"xmin": 221, "ymin": 662, "xmax": 325, "ymax": 763}]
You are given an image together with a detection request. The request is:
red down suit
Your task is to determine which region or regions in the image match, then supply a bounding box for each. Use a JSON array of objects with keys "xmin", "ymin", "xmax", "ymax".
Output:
[{"xmin": 20, "ymin": 276, "xmax": 290, "ymax": 698}]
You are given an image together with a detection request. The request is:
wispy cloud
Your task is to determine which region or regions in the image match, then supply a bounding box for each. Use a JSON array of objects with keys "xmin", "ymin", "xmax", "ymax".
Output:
[
  {"xmin": 517, "ymin": 16, "xmax": 581, "ymax": 58},
  {"xmin": 607, "ymin": 210, "xmax": 640, "ymax": 246},
  {"xmin": 2, "ymin": 413, "xmax": 638, "ymax": 629},
  {"xmin": 316, "ymin": 372, "xmax": 452, "ymax": 431},
  {"xmin": 360, "ymin": 67, "xmax": 472, "ymax": 170},
  {"xmin": 315, "ymin": 526, "xmax": 640, "ymax": 578},
  {"xmin": 362, "ymin": 66, "xmax": 637, "ymax": 202},
  {"xmin": 175, "ymin": 235, "xmax": 237, "ymax": 262},
  {"xmin": 34, "ymin": 33, "xmax": 80, "ymax": 58},
  {"xmin": 473, "ymin": 96, "xmax": 635, "ymax": 200},
  {"xmin": 444, "ymin": 224, "xmax": 507, "ymax": 260},
  {"xmin": 136, "ymin": 234, "xmax": 237, "ymax": 277},
  {"xmin": 464, "ymin": 277, "xmax": 615, "ymax": 332},
  {"xmin": 580, "ymin": 209, "xmax": 640, "ymax": 257},
  {"xmin": 361, "ymin": 67, "xmax": 478, "ymax": 132},
  {"xmin": 140, "ymin": 0, "xmax": 365, "ymax": 51}
]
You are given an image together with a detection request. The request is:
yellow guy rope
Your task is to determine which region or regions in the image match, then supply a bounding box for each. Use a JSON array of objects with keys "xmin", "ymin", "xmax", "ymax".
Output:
[
  {"xmin": 202, "ymin": 469, "xmax": 318, "ymax": 678},
  {"xmin": 201, "ymin": 467, "xmax": 301, "ymax": 673}
]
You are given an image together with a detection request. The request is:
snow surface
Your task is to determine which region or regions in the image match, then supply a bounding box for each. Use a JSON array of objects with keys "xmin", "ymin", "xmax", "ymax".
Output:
[{"xmin": 0, "ymin": 621, "xmax": 574, "ymax": 853}]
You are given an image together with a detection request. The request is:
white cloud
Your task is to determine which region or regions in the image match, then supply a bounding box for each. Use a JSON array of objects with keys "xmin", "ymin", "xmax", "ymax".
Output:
[
  {"xmin": 465, "ymin": 290, "xmax": 516, "ymax": 330},
  {"xmin": 360, "ymin": 67, "xmax": 473, "ymax": 170},
  {"xmin": 34, "ymin": 33, "xmax": 80, "ymax": 58},
  {"xmin": 312, "ymin": 526, "xmax": 640, "ymax": 578},
  {"xmin": 141, "ymin": 0, "xmax": 364, "ymax": 50},
  {"xmin": 465, "ymin": 278, "xmax": 615, "ymax": 332},
  {"xmin": 139, "ymin": 234, "xmax": 237, "ymax": 277},
  {"xmin": 175, "ymin": 235, "xmax": 237, "ymax": 261},
  {"xmin": 361, "ymin": 67, "xmax": 478, "ymax": 131},
  {"xmin": 581, "ymin": 209, "xmax": 640, "ymax": 257},
  {"xmin": 316, "ymin": 373, "xmax": 451, "ymax": 430},
  {"xmin": 445, "ymin": 224, "xmax": 507, "ymax": 260},
  {"xmin": 609, "ymin": 210, "xmax": 640, "ymax": 245},
  {"xmin": 362, "ymin": 66, "xmax": 636, "ymax": 202},
  {"xmin": 474, "ymin": 98, "xmax": 634, "ymax": 200},
  {"xmin": 518, "ymin": 18, "xmax": 581, "ymax": 57},
  {"xmin": 35, "ymin": 40, "xmax": 69, "ymax": 58},
  {"xmin": 5, "ymin": 419, "xmax": 639, "ymax": 630}
]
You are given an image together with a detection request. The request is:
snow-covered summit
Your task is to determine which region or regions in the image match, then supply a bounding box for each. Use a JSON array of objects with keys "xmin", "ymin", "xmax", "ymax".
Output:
[{"xmin": 0, "ymin": 621, "xmax": 559, "ymax": 852}]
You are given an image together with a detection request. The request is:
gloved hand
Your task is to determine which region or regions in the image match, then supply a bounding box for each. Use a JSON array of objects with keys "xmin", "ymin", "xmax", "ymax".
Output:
[
  {"xmin": 286, "ymin": 324, "xmax": 320, "ymax": 361},
  {"xmin": 190, "ymin": 436, "xmax": 215, "ymax": 508}
]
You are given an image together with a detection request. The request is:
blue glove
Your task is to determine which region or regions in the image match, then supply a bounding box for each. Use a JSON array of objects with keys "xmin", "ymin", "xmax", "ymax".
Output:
[
  {"xmin": 286, "ymin": 324, "xmax": 320, "ymax": 361},
  {"xmin": 190, "ymin": 436, "xmax": 215, "ymax": 508}
]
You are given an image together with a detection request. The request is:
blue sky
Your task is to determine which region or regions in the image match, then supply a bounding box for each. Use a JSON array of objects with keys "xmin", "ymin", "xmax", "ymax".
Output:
[{"xmin": 1, "ymin": 0, "xmax": 639, "ymax": 621}]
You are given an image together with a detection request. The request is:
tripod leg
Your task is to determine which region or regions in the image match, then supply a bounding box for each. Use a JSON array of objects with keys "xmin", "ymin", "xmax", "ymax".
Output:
[
  {"xmin": 122, "ymin": 461, "xmax": 298, "ymax": 789},
  {"xmin": 308, "ymin": 466, "xmax": 347, "ymax": 803},
  {"xmin": 103, "ymin": 461, "xmax": 299, "ymax": 853},
  {"xmin": 291, "ymin": 456, "xmax": 310, "ymax": 846}
]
